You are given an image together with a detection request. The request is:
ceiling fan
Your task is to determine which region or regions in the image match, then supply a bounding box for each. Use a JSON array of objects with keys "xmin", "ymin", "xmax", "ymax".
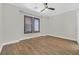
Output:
[{"xmin": 41, "ymin": 3, "xmax": 55, "ymax": 12}]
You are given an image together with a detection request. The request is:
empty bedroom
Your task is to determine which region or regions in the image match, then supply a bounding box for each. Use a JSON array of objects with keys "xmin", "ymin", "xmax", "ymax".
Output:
[{"xmin": 0, "ymin": 3, "xmax": 79, "ymax": 55}]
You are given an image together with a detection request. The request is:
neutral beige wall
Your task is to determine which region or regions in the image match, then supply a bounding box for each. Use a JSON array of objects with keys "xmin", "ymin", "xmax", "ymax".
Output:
[
  {"xmin": 2, "ymin": 4, "xmax": 48, "ymax": 44},
  {"xmin": 48, "ymin": 11, "xmax": 77, "ymax": 41}
]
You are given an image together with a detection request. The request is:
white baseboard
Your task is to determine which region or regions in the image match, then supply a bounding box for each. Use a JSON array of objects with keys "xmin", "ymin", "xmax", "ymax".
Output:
[
  {"xmin": 0, "ymin": 34, "xmax": 77, "ymax": 53},
  {"xmin": 48, "ymin": 34, "xmax": 77, "ymax": 41},
  {"xmin": 0, "ymin": 34, "xmax": 48, "ymax": 53}
]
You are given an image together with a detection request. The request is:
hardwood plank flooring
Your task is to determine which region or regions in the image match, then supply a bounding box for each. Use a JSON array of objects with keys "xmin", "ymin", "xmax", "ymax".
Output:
[{"xmin": 0, "ymin": 35, "xmax": 79, "ymax": 55}]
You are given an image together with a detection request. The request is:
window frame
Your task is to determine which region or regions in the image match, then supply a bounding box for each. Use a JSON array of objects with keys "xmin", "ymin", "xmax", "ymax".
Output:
[{"xmin": 24, "ymin": 15, "xmax": 40, "ymax": 34}]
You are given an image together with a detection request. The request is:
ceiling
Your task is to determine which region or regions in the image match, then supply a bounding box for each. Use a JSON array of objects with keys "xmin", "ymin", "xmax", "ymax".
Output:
[{"xmin": 10, "ymin": 3, "xmax": 79, "ymax": 16}]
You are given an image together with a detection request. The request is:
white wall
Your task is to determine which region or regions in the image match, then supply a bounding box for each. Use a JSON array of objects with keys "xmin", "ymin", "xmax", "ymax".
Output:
[
  {"xmin": 2, "ymin": 4, "xmax": 48, "ymax": 44},
  {"xmin": 0, "ymin": 4, "xmax": 3, "ymax": 47},
  {"xmin": 48, "ymin": 11, "xmax": 77, "ymax": 41},
  {"xmin": 1, "ymin": 3, "xmax": 78, "ymax": 47},
  {"xmin": 77, "ymin": 11, "xmax": 79, "ymax": 43}
]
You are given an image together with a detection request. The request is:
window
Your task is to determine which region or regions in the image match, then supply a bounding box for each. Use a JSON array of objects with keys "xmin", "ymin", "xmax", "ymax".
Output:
[
  {"xmin": 24, "ymin": 16, "xmax": 32, "ymax": 33},
  {"xmin": 24, "ymin": 15, "xmax": 40, "ymax": 34},
  {"xmin": 33, "ymin": 18, "xmax": 40, "ymax": 33}
]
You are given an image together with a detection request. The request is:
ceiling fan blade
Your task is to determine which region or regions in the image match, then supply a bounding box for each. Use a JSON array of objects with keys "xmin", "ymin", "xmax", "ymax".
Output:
[
  {"xmin": 48, "ymin": 8, "xmax": 55, "ymax": 10},
  {"xmin": 41, "ymin": 8, "xmax": 46, "ymax": 12}
]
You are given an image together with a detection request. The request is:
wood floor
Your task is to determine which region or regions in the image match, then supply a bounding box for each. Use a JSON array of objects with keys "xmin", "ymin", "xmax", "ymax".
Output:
[{"xmin": 0, "ymin": 35, "xmax": 79, "ymax": 55}]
